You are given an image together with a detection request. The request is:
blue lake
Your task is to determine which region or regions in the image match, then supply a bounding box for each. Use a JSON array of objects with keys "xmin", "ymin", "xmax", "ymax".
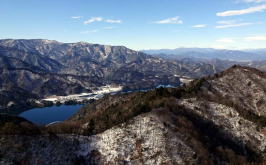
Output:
[{"xmin": 19, "ymin": 104, "xmax": 83, "ymax": 125}]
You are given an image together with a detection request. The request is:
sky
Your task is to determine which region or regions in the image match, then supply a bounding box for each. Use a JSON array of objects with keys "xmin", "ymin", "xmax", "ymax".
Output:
[{"xmin": 0, "ymin": 0, "xmax": 266, "ymax": 50}]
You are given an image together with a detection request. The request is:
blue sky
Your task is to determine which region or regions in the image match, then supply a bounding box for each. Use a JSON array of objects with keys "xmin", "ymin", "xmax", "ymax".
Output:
[{"xmin": 0, "ymin": 0, "xmax": 266, "ymax": 50}]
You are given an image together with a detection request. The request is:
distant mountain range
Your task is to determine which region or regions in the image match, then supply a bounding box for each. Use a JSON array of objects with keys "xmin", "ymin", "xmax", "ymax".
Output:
[
  {"xmin": 142, "ymin": 48, "xmax": 266, "ymax": 61},
  {"xmin": 0, "ymin": 39, "xmax": 224, "ymax": 112},
  {"xmin": 1, "ymin": 39, "xmax": 265, "ymax": 113}
]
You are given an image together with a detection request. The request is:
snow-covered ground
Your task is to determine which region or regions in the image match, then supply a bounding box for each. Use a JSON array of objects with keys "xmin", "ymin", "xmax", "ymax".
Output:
[
  {"xmin": 180, "ymin": 78, "xmax": 193, "ymax": 84},
  {"xmin": 43, "ymin": 85, "xmax": 123, "ymax": 103}
]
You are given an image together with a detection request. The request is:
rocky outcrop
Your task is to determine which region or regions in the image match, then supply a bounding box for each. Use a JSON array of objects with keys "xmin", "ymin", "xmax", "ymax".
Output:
[{"xmin": 201, "ymin": 66, "xmax": 266, "ymax": 117}]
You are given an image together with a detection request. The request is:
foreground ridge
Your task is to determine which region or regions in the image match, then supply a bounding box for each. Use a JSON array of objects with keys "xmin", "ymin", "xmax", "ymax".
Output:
[{"xmin": 1, "ymin": 65, "xmax": 266, "ymax": 164}]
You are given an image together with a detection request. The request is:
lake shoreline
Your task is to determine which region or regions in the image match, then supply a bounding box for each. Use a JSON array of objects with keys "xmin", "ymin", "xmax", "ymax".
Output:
[{"xmin": 19, "ymin": 104, "xmax": 84, "ymax": 125}]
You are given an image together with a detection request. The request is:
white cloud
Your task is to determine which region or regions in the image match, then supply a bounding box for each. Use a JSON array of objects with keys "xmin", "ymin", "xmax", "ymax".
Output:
[
  {"xmin": 192, "ymin": 24, "xmax": 207, "ymax": 28},
  {"xmin": 84, "ymin": 17, "xmax": 122, "ymax": 24},
  {"xmin": 216, "ymin": 38, "xmax": 235, "ymax": 43},
  {"xmin": 154, "ymin": 16, "xmax": 183, "ymax": 24},
  {"xmin": 217, "ymin": 4, "xmax": 266, "ymax": 16},
  {"xmin": 103, "ymin": 26, "xmax": 115, "ymax": 29},
  {"xmin": 215, "ymin": 22, "xmax": 252, "ymax": 28},
  {"xmin": 80, "ymin": 30, "xmax": 98, "ymax": 34},
  {"xmin": 105, "ymin": 19, "xmax": 122, "ymax": 23},
  {"xmin": 84, "ymin": 17, "xmax": 103, "ymax": 24},
  {"xmin": 237, "ymin": 0, "xmax": 266, "ymax": 3},
  {"xmin": 71, "ymin": 16, "xmax": 82, "ymax": 19},
  {"xmin": 215, "ymin": 20, "xmax": 252, "ymax": 28},
  {"xmin": 245, "ymin": 35, "xmax": 266, "ymax": 41}
]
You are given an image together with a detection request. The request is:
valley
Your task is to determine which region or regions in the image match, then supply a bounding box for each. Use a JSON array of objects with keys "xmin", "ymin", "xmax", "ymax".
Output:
[
  {"xmin": 0, "ymin": 39, "xmax": 183, "ymax": 113},
  {"xmin": 1, "ymin": 40, "xmax": 266, "ymax": 165}
]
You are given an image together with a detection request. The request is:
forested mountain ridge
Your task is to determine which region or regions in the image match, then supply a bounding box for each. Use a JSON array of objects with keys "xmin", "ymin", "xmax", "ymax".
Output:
[
  {"xmin": 0, "ymin": 39, "xmax": 229, "ymax": 112},
  {"xmin": 1, "ymin": 65, "xmax": 266, "ymax": 164}
]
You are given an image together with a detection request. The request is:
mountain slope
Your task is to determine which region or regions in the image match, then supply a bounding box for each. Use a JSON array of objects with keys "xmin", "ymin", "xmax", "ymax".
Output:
[
  {"xmin": 0, "ymin": 55, "xmax": 102, "ymax": 113},
  {"xmin": 0, "ymin": 39, "xmax": 235, "ymax": 112},
  {"xmin": 66, "ymin": 65, "xmax": 266, "ymax": 164},
  {"xmin": 0, "ymin": 39, "xmax": 183, "ymax": 112},
  {"xmin": 0, "ymin": 39, "xmax": 186, "ymax": 88},
  {"xmin": 0, "ymin": 39, "xmax": 230, "ymax": 83},
  {"xmin": 1, "ymin": 66, "xmax": 265, "ymax": 164}
]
